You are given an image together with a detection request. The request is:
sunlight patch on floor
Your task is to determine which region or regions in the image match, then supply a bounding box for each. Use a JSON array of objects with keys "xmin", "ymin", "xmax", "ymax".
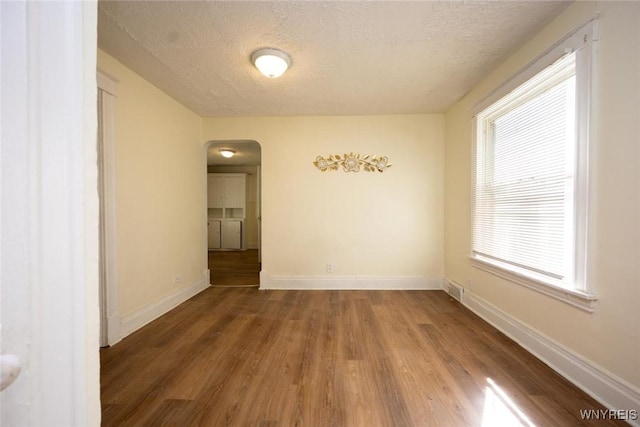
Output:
[{"xmin": 481, "ymin": 378, "xmax": 536, "ymax": 427}]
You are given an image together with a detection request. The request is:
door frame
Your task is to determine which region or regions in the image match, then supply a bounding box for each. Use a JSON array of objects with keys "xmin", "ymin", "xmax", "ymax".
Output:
[
  {"xmin": 97, "ymin": 70, "xmax": 121, "ymax": 346},
  {"xmin": 204, "ymin": 140, "xmax": 262, "ymax": 281}
]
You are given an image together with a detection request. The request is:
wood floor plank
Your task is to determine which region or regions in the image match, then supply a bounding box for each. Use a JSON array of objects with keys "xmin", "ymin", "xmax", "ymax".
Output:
[
  {"xmin": 101, "ymin": 252, "xmax": 627, "ymax": 426},
  {"xmin": 208, "ymin": 249, "xmax": 260, "ymax": 287}
]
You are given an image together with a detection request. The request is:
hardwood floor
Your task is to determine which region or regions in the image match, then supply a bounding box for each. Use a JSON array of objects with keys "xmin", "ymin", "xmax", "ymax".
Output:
[
  {"xmin": 100, "ymin": 286, "xmax": 623, "ymax": 426},
  {"xmin": 208, "ymin": 249, "xmax": 260, "ymax": 287}
]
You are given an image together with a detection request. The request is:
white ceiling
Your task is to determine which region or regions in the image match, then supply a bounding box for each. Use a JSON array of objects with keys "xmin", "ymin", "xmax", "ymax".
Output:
[{"xmin": 98, "ymin": 0, "xmax": 572, "ymax": 117}]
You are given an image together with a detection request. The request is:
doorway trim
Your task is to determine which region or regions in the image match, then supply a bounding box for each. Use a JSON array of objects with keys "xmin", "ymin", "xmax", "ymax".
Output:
[
  {"xmin": 98, "ymin": 70, "xmax": 121, "ymax": 346},
  {"xmin": 204, "ymin": 140, "xmax": 263, "ymax": 286}
]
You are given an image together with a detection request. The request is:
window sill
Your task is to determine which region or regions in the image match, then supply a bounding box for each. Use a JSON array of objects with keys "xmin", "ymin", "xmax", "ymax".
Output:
[{"xmin": 469, "ymin": 256, "xmax": 597, "ymax": 313}]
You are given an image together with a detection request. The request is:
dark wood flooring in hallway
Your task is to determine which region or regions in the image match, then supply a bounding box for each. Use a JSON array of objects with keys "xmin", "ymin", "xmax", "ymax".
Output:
[
  {"xmin": 100, "ymin": 278, "xmax": 621, "ymax": 426},
  {"xmin": 208, "ymin": 249, "xmax": 260, "ymax": 288}
]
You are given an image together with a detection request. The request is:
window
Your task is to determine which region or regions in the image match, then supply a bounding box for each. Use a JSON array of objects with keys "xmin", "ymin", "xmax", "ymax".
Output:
[{"xmin": 471, "ymin": 21, "xmax": 597, "ymax": 311}]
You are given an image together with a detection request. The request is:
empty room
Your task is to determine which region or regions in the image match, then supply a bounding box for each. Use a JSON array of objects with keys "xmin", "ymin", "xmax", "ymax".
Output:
[{"xmin": 1, "ymin": 1, "xmax": 638, "ymax": 426}]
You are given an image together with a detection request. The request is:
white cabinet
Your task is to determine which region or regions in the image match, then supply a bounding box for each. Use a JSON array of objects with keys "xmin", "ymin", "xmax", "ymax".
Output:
[
  {"xmin": 208, "ymin": 219, "xmax": 242, "ymax": 250},
  {"xmin": 223, "ymin": 176, "xmax": 245, "ymax": 210},
  {"xmin": 207, "ymin": 173, "xmax": 246, "ymax": 219},
  {"xmin": 208, "ymin": 220, "xmax": 221, "ymax": 249},
  {"xmin": 221, "ymin": 220, "xmax": 242, "ymax": 249},
  {"xmin": 207, "ymin": 173, "xmax": 246, "ymax": 250},
  {"xmin": 207, "ymin": 175, "xmax": 225, "ymax": 209}
]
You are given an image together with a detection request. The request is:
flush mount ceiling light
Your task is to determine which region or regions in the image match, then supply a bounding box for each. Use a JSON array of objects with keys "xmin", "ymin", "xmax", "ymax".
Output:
[
  {"xmin": 251, "ymin": 48, "xmax": 291, "ymax": 78},
  {"xmin": 219, "ymin": 149, "xmax": 236, "ymax": 158}
]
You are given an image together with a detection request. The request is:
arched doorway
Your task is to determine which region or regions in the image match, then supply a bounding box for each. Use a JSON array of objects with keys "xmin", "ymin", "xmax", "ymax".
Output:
[{"xmin": 204, "ymin": 140, "xmax": 262, "ymax": 287}]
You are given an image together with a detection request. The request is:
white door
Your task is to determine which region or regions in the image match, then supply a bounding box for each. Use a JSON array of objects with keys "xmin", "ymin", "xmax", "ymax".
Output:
[{"xmin": 1, "ymin": 1, "xmax": 101, "ymax": 425}]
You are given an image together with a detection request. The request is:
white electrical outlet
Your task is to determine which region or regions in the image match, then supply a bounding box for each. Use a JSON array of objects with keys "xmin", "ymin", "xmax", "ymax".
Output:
[
  {"xmin": 174, "ymin": 275, "xmax": 182, "ymax": 284},
  {"xmin": 326, "ymin": 263, "xmax": 334, "ymax": 273}
]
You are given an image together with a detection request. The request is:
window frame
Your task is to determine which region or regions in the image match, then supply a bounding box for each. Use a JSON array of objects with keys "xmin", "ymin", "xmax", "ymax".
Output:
[{"xmin": 470, "ymin": 20, "xmax": 598, "ymax": 312}]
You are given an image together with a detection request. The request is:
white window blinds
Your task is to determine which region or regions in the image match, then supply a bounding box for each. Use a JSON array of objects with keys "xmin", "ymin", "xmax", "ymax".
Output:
[{"xmin": 473, "ymin": 53, "xmax": 577, "ymax": 286}]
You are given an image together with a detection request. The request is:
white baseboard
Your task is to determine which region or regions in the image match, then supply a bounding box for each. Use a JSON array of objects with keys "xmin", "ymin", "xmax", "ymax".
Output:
[
  {"xmin": 259, "ymin": 274, "xmax": 443, "ymax": 290},
  {"xmin": 106, "ymin": 314, "xmax": 121, "ymax": 346},
  {"xmin": 119, "ymin": 272, "xmax": 211, "ymax": 339},
  {"xmin": 460, "ymin": 286, "xmax": 640, "ymax": 424}
]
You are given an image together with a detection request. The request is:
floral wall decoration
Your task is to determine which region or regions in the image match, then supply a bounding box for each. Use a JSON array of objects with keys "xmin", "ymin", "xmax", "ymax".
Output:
[{"xmin": 313, "ymin": 153, "xmax": 391, "ymax": 173}]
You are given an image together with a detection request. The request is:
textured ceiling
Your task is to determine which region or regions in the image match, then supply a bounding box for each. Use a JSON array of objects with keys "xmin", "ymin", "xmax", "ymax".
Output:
[{"xmin": 98, "ymin": 1, "xmax": 572, "ymax": 117}]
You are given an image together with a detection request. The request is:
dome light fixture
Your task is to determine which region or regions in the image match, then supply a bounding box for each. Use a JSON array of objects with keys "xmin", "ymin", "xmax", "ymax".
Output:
[
  {"xmin": 219, "ymin": 149, "xmax": 236, "ymax": 158},
  {"xmin": 251, "ymin": 48, "xmax": 291, "ymax": 78}
]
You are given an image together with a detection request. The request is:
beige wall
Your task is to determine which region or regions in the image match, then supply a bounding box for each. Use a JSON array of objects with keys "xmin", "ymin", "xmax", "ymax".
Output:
[
  {"xmin": 203, "ymin": 115, "xmax": 445, "ymax": 281},
  {"xmin": 444, "ymin": 1, "xmax": 640, "ymax": 388},
  {"xmin": 97, "ymin": 50, "xmax": 206, "ymax": 317}
]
